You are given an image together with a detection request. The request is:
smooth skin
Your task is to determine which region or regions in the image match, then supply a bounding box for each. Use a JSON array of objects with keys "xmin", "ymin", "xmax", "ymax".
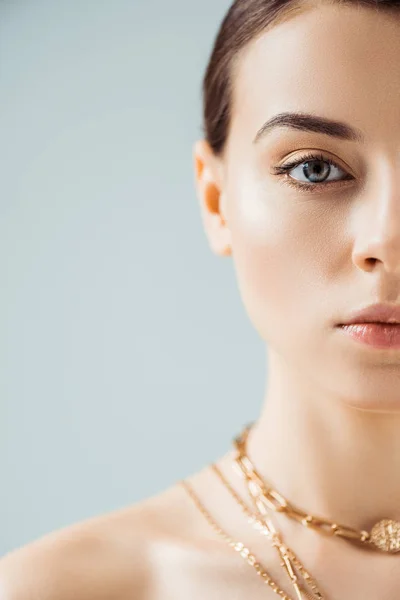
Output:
[{"xmin": 2, "ymin": 2, "xmax": 400, "ymax": 598}]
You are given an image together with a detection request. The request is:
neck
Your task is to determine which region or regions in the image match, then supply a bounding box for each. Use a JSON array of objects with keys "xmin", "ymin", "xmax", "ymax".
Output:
[{"xmin": 245, "ymin": 347, "xmax": 400, "ymax": 533}]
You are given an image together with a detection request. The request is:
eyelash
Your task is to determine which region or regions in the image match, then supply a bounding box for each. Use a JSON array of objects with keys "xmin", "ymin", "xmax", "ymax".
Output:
[{"xmin": 271, "ymin": 151, "xmax": 354, "ymax": 193}]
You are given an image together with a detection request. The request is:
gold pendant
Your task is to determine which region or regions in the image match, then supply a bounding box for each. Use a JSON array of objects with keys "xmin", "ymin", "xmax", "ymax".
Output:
[{"xmin": 370, "ymin": 519, "xmax": 400, "ymax": 553}]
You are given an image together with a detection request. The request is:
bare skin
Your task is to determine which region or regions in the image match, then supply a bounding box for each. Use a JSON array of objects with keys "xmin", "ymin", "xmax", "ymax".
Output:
[{"xmin": 2, "ymin": 2, "xmax": 400, "ymax": 598}]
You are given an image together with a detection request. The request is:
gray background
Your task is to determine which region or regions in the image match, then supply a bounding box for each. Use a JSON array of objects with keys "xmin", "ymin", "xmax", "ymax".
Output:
[{"xmin": 1, "ymin": 0, "xmax": 265, "ymax": 555}]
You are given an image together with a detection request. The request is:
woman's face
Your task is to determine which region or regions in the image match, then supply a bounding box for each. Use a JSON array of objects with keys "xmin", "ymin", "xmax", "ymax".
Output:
[{"xmin": 195, "ymin": 3, "xmax": 400, "ymax": 411}]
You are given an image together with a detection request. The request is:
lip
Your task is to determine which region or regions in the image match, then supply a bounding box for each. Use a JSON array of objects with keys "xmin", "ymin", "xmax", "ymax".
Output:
[
  {"xmin": 337, "ymin": 322, "xmax": 400, "ymax": 349},
  {"xmin": 337, "ymin": 303, "xmax": 400, "ymax": 326}
]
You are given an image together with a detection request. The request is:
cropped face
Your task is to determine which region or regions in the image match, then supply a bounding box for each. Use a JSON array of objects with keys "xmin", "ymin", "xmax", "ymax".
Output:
[{"xmin": 195, "ymin": 3, "xmax": 400, "ymax": 411}]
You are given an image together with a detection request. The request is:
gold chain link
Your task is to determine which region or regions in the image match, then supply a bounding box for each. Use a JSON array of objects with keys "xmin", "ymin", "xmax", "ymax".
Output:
[
  {"xmin": 181, "ymin": 477, "xmax": 303, "ymax": 599},
  {"xmin": 210, "ymin": 462, "xmax": 324, "ymax": 599}
]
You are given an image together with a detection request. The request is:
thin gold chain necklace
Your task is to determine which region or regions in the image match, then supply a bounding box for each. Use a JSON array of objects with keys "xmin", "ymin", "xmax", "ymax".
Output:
[
  {"xmin": 181, "ymin": 477, "xmax": 314, "ymax": 599},
  {"xmin": 210, "ymin": 462, "xmax": 324, "ymax": 600},
  {"xmin": 234, "ymin": 422, "xmax": 400, "ymax": 554}
]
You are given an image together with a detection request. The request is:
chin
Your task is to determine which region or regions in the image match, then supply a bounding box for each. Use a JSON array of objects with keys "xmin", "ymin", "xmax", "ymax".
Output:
[{"xmin": 332, "ymin": 370, "xmax": 400, "ymax": 413}]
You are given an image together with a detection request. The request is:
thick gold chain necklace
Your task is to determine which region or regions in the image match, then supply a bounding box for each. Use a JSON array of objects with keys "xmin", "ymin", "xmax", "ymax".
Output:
[{"xmin": 234, "ymin": 422, "xmax": 400, "ymax": 554}]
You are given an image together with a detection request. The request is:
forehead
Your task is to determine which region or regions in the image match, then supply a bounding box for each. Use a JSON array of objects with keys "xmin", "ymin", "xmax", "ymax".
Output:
[{"xmin": 229, "ymin": 3, "xmax": 400, "ymax": 146}]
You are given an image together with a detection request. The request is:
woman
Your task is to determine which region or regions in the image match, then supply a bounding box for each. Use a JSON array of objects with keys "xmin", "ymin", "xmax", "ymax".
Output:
[{"xmin": 1, "ymin": 0, "xmax": 400, "ymax": 598}]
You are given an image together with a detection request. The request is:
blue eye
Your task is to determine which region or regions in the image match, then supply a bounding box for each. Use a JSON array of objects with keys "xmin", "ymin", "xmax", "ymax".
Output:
[{"xmin": 271, "ymin": 152, "xmax": 354, "ymax": 193}]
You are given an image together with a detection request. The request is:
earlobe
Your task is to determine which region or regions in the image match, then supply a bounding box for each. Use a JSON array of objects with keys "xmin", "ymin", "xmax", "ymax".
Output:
[{"xmin": 193, "ymin": 140, "xmax": 232, "ymax": 257}]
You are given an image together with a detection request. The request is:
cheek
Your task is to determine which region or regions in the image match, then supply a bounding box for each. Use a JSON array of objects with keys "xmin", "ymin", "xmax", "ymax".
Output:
[{"xmin": 227, "ymin": 181, "xmax": 338, "ymax": 345}]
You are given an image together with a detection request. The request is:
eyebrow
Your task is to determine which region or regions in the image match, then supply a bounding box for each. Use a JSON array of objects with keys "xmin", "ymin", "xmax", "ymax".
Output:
[{"xmin": 253, "ymin": 111, "xmax": 365, "ymax": 144}]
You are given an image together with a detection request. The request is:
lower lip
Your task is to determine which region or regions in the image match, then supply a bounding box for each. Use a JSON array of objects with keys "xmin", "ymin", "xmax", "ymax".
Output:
[{"xmin": 337, "ymin": 323, "xmax": 400, "ymax": 349}]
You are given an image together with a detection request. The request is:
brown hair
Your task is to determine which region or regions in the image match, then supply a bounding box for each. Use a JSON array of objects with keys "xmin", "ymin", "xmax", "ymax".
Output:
[{"xmin": 202, "ymin": 0, "xmax": 400, "ymax": 156}]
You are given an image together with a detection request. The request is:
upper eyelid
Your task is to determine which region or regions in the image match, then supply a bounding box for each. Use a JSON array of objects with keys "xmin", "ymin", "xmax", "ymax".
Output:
[{"xmin": 282, "ymin": 152, "xmax": 348, "ymax": 170}]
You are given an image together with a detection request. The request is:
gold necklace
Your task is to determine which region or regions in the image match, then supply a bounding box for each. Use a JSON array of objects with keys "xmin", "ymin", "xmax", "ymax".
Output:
[
  {"xmin": 234, "ymin": 422, "xmax": 400, "ymax": 554},
  {"xmin": 181, "ymin": 477, "xmax": 313, "ymax": 599},
  {"xmin": 210, "ymin": 462, "xmax": 324, "ymax": 600}
]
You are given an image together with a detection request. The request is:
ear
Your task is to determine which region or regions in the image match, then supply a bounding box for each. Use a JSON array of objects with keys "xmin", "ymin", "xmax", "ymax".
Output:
[{"xmin": 193, "ymin": 139, "xmax": 232, "ymax": 257}]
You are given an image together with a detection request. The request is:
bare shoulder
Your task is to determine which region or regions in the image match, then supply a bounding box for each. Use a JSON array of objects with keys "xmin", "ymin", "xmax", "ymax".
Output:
[
  {"xmin": 0, "ymin": 461, "xmax": 285, "ymax": 600},
  {"xmin": 0, "ymin": 479, "xmax": 202, "ymax": 600}
]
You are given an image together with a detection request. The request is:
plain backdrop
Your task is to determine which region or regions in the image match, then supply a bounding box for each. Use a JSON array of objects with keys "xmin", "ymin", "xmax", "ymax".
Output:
[{"xmin": 1, "ymin": 0, "xmax": 266, "ymax": 555}]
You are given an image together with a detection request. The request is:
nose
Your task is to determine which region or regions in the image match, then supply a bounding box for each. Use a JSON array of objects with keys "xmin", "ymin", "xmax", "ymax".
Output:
[{"xmin": 352, "ymin": 162, "xmax": 400, "ymax": 275}]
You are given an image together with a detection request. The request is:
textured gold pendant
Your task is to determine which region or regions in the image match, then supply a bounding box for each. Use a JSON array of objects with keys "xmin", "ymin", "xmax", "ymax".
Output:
[{"xmin": 370, "ymin": 519, "xmax": 400, "ymax": 553}]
